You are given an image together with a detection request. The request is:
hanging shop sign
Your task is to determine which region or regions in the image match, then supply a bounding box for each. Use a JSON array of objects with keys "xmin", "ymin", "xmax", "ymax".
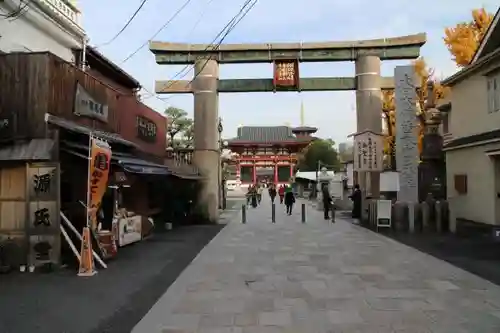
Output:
[
  {"xmin": 352, "ymin": 130, "xmax": 384, "ymax": 172},
  {"xmin": 88, "ymin": 137, "xmax": 112, "ymax": 230},
  {"xmin": 136, "ymin": 115, "xmax": 157, "ymax": 143},
  {"xmin": 74, "ymin": 83, "xmax": 109, "ymax": 123},
  {"xmin": 273, "ymin": 60, "xmax": 300, "ymax": 90},
  {"xmin": 27, "ymin": 163, "xmax": 60, "ymax": 267}
]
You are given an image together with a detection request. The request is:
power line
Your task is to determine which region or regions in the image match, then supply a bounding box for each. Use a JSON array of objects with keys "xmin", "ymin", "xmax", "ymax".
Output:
[
  {"xmin": 121, "ymin": 0, "xmax": 194, "ymax": 64},
  {"xmin": 96, "ymin": 0, "xmax": 149, "ymax": 47},
  {"xmin": 139, "ymin": 0, "xmax": 219, "ymax": 106},
  {"xmin": 189, "ymin": 0, "xmax": 257, "ymax": 84},
  {"xmin": 1, "ymin": 0, "xmax": 29, "ymax": 19},
  {"xmin": 159, "ymin": 0, "xmax": 258, "ymax": 100},
  {"xmin": 186, "ymin": 0, "xmax": 217, "ymax": 38},
  {"xmin": 143, "ymin": 0, "xmax": 258, "ymax": 106}
]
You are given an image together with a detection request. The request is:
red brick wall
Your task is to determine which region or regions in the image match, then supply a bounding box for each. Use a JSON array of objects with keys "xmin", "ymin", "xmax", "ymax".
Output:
[{"xmin": 117, "ymin": 96, "xmax": 167, "ymax": 158}]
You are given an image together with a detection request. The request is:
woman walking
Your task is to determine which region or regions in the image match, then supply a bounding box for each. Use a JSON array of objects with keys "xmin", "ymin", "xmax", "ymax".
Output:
[
  {"xmin": 284, "ymin": 185, "xmax": 295, "ymax": 215},
  {"xmin": 278, "ymin": 185, "xmax": 285, "ymax": 204}
]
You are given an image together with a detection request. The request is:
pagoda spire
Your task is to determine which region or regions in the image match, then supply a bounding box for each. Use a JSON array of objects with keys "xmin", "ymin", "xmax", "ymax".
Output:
[{"xmin": 300, "ymin": 100, "xmax": 305, "ymax": 126}]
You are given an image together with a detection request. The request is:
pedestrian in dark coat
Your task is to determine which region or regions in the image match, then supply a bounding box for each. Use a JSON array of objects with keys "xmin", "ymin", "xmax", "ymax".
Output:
[
  {"xmin": 322, "ymin": 185, "xmax": 333, "ymax": 220},
  {"xmin": 284, "ymin": 186, "xmax": 295, "ymax": 215},
  {"xmin": 349, "ymin": 184, "xmax": 362, "ymax": 219},
  {"xmin": 268, "ymin": 185, "xmax": 277, "ymax": 203}
]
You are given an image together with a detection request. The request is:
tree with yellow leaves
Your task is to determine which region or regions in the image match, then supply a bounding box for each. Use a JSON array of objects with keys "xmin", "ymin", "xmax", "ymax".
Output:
[
  {"xmin": 382, "ymin": 58, "xmax": 449, "ymax": 170},
  {"xmin": 444, "ymin": 8, "xmax": 494, "ymax": 66}
]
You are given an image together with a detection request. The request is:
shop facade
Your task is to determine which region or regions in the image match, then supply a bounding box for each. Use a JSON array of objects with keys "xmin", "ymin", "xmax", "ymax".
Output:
[{"xmin": 0, "ymin": 51, "xmax": 182, "ymax": 270}]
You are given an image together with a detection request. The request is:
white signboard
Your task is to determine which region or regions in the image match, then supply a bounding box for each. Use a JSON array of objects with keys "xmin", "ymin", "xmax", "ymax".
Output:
[
  {"xmin": 376, "ymin": 199, "xmax": 392, "ymax": 230},
  {"xmin": 117, "ymin": 215, "xmax": 142, "ymax": 247},
  {"xmin": 353, "ymin": 131, "xmax": 384, "ymax": 172},
  {"xmin": 380, "ymin": 171, "xmax": 400, "ymax": 192},
  {"xmin": 74, "ymin": 84, "xmax": 109, "ymax": 123},
  {"xmin": 395, "ymin": 65, "xmax": 419, "ymax": 202}
]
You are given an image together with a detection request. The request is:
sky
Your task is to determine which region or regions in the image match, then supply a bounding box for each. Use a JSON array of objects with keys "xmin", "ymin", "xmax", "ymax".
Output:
[{"xmin": 79, "ymin": 0, "xmax": 499, "ymax": 146}]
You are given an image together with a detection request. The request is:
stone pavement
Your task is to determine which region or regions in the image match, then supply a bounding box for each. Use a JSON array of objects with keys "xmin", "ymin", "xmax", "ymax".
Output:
[{"xmin": 133, "ymin": 194, "xmax": 500, "ymax": 333}]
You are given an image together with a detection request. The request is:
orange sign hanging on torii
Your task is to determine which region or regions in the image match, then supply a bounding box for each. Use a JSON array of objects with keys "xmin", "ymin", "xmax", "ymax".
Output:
[{"xmin": 273, "ymin": 59, "xmax": 300, "ymax": 89}]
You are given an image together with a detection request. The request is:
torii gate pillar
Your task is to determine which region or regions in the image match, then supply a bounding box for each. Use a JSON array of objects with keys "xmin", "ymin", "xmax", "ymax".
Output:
[
  {"xmin": 355, "ymin": 55, "xmax": 382, "ymax": 198},
  {"xmin": 192, "ymin": 59, "xmax": 220, "ymax": 222}
]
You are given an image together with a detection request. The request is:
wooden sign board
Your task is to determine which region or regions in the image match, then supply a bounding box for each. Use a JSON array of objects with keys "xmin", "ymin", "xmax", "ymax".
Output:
[
  {"xmin": 273, "ymin": 60, "xmax": 299, "ymax": 90},
  {"xmin": 353, "ymin": 131, "xmax": 384, "ymax": 172},
  {"xmin": 26, "ymin": 162, "xmax": 61, "ymax": 267}
]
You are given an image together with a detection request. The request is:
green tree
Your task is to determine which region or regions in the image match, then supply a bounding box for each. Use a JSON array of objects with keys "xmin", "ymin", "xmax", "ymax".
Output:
[
  {"xmin": 164, "ymin": 106, "xmax": 193, "ymax": 147},
  {"xmin": 297, "ymin": 139, "xmax": 340, "ymax": 172},
  {"xmin": 181, "ymin": 122, "xmax": 194, "ymax": 148}
]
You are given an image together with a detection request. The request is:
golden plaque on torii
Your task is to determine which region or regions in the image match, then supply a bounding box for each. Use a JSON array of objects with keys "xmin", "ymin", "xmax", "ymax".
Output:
[{"xmin": 273, "ymin": 59, "xmax": 300, "ymax": 90}]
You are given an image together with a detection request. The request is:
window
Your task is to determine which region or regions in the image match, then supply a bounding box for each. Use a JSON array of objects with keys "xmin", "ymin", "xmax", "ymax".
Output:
[
  {"xmin": 442, "ymin": 113, "xmax": 449, "ymax": 134},
  {"xmin": 136, "ymin": 116, "xmax": 157, "ymax": 142},
  {"xmin": 487, "ymin": 72, "xmax": 500, "ymax": 113},
  {"xmin": 454, "ymin": 174, "xmax": 468, "ymax": 195}
]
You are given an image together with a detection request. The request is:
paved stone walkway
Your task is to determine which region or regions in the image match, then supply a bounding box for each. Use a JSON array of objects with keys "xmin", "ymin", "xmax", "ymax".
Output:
[{"xmin": 133, "ymin": 194, "xmax": 500, "ymax": 333}]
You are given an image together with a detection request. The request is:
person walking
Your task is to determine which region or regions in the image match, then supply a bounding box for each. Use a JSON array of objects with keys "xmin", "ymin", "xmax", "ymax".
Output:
[
  {"xmin": 278, "ymin": 185, "xmax": 285, "ymax": 204},
  {"xmin": 322, "ymin": 185, "xmax": 333, "ymax": 220},
  {"xmin": 246, "ymin": 185, "xmax": 253, "ymax": 206},
  {"xmin": 349, "ymin": 184, "xmax": 362, "ymax": 219},
  {"xmin": 268, "ymin": 184, "xmax": 277, "ymax": 203},
  {"xmin": 284, "ymin": 185, "xmax": 295, "ymax": 215},
  {"xmin": 250, "ymin": 185, "xmax": 258, "ymax": 208},
  {"xmin": 257, "ymin": 184, "xmax": 263, "ymax": 204}
]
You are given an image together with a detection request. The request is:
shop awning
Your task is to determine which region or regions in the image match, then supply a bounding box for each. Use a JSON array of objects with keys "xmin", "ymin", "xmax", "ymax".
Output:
[
  {"xmin": 60, "ymin": 140, "xmax": 172, "ymax": 176},
  {"xmin": 0, "ymin": 139, "xmax": 55, "ymax": 161},
  {"xmin": 44, "ymin": 113, "xmax": 138, "ymax": 148},
  {"xmin": 117, "ymin": 157, "xmax": 171, "ymax": 176}
]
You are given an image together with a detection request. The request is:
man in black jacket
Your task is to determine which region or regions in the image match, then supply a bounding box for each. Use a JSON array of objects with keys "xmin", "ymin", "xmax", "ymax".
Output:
[{"xmin": 322, "ymin": 185, "xmax": 332, "ymax": 220}]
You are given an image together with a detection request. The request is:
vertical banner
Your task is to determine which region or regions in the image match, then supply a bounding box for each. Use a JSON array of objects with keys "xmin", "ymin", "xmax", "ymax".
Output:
[
  {"xmin": 395, "ymin": 65, "xmax": 419, "ymax": 203},
  {"xmin": 87, "ymin": 136, "xmax": 112, "ymax": 230}
]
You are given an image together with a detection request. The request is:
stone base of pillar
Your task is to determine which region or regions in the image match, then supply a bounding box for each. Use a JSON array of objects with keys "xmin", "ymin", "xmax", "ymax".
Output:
[{"xmin": 193, "ymin": 150, "xmax": 220, "ymax": 223}]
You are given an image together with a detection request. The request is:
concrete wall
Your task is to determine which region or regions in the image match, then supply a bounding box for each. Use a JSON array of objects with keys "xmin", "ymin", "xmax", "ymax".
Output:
[
  {"xmin": 446, "ymin": 145, "xmax": 495, "ymax": 225},
  {"xmin": 0, "ymin": 0, "xmax": 85, "ymax": 63},
  {"xmin": 445, "ymin": 56, "xmax": 500, "ymax": 226},
  {"xmin": 449, "ymin": 56, "xmax": 500, "ymax": 139}
]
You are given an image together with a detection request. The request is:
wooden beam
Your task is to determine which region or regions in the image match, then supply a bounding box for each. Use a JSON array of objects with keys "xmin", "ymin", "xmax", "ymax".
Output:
[
  {"xmin": 150, "ymin": 34, "xmax": 426, "ymax": 64},
  {"xmin": 155, "ymin": 77, "xmax": 395, "ymax": 94}
]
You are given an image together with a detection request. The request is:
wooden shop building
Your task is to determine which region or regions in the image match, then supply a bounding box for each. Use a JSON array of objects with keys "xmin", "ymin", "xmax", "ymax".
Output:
[{"xmin": 0, "ymin": 50, "xmax": 200, "ymax": 270}]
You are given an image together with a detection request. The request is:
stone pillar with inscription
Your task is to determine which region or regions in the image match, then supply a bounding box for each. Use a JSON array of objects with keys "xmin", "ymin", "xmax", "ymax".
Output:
[
  {"xmin": 395, "ymin": 65, "xmax": 419, "ymax": 232},
  {"xmin": 355, "ymin": 55, "xmax": 383, "ymax": 198},
  {"xmin": 192, "ymin": 59, "xmax": 219, "ymax": 222}
]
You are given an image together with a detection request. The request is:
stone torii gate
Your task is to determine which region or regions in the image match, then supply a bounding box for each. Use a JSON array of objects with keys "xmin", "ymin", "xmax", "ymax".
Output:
[{"xmin": 150, "ymin": 33, "xmax": 426, "ymax": 222}]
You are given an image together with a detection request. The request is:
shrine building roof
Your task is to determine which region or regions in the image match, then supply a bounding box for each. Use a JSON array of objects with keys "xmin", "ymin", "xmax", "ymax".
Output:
[{"xmin": 227, "ymin": 126, "xmax": 312, "ymax": 145}]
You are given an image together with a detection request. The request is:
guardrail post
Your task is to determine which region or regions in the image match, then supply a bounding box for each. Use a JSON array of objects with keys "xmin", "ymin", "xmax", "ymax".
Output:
[
  {"xmin": 331, "ymin": 203, "xmax": 336, "ymax": 223},
  {"xmin": 241, "ymin": 204, "xmax": 246, "ymax": 224},
  {"xmin": 301, "ymin": 203, "xmax": 306, "ymax": 223},
  {"xmin": 271, "ymin": 203, "xmax": 276, "ymax": 223}
]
